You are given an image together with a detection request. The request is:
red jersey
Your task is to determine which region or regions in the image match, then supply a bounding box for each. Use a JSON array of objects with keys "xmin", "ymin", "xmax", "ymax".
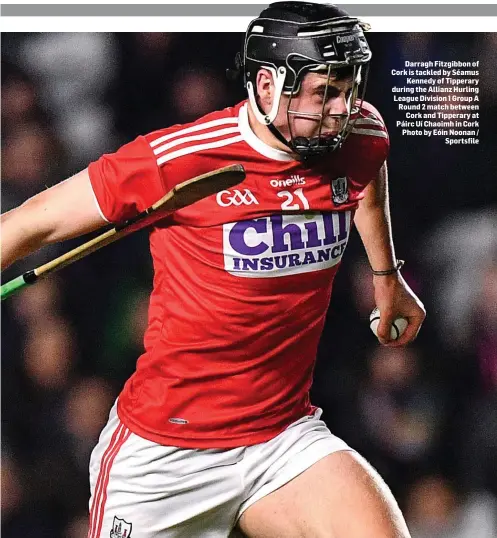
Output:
[{"xmin": 88, "ymin": 100, "xmax": 389, "ymax": 448}]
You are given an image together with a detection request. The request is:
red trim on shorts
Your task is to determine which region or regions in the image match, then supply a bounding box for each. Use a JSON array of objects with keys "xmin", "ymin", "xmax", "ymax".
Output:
[
  {"xmin": 95, "ymin": 429, "xmax": 132, "ymax": 537},
  {"xmin": 88, "ymin": 423, "xmax": 124, "ymax": 537},
  {"xmin": 88, "ymin": 423, "xmax": 131, "ymax": 538}
]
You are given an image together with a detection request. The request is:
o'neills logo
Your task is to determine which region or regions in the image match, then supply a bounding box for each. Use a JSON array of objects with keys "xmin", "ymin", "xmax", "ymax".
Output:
[
  {"xmin": 270, "ymin": 175, "xmax": 306, "ymax": 188},
  {"xmin": 223, "ymin": 212, "xmax": 351, "ymax": 278},
  {"xmin": 336, "ymin": 34, "xmax": 355, "ymax": 44}
]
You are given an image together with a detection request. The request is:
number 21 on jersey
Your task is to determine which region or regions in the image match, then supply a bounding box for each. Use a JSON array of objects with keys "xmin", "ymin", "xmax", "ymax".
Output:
[{"xmin": 277, "ymin": 188, "xmax": 310, "ymax": 210}]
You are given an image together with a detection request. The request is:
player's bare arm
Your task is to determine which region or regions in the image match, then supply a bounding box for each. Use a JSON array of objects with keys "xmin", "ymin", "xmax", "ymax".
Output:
[
  {"xmin": 354, "ymin": 162, "xmax": 426, "ymax": 346},
  {"xmin": 1, "ymin": 169, "xmax": 107, "ymax": 270}
]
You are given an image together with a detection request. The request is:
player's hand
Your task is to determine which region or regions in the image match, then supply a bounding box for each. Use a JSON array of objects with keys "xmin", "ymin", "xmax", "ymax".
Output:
[{"xmin": 372, "ymin": 272, "xmax": 426, "ymax": 346}]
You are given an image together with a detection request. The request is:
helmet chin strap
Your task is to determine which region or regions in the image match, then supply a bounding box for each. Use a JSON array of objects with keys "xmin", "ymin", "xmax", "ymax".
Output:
[{"xmin": 267, "ymin": 122, "xmax": 295, "ymax": 152}]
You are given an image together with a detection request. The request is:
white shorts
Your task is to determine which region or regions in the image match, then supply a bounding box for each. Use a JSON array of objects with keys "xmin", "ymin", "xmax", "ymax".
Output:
[{"xmin": 88, "ymin": 402, "xmax": 354, "ymax": 538}]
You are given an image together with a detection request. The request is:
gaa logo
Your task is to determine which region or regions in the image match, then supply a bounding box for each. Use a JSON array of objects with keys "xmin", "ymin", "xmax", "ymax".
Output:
[{"xmin": 216, "ymin": 189, "xmax": 259, "ymax": 207}]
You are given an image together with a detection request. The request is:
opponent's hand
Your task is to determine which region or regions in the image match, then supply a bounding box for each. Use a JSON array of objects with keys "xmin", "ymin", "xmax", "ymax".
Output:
[{"xmin": 372, "ymin": 273, "xmax": 426, "ymax": 346}]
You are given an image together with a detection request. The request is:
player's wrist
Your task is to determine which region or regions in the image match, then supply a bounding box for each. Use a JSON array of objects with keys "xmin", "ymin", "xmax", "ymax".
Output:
[{"xmin": 370, "ymin": 259, "xmax": 404, "ymax": 276}]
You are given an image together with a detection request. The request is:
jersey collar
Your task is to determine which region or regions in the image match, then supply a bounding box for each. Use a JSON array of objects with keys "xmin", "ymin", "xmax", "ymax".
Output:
[{"xmin": 238, "ymin": 103, "xmax": 296, "ymax": 162}]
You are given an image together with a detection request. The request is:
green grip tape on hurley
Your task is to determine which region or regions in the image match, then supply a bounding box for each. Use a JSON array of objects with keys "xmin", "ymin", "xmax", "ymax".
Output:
[{"xmin": 1, "ymin": 274, "xmax": 32, "ymax": 301}]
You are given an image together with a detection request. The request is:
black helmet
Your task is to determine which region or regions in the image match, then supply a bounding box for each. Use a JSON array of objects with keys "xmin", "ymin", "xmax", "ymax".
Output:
[{"xmin": 240, "ymin": 2, "xmax": 372, "ymax": 159}]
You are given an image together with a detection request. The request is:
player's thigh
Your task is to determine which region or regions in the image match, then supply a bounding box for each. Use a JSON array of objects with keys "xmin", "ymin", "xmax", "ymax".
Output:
[{"xmin": 237, "ymin": 450, "xmax": 411, "ymax": 538}]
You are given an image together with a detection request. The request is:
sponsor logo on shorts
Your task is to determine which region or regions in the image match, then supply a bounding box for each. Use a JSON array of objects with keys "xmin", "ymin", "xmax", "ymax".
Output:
[
  {"xmin": 110, "ymin": 516, "xmax": 132, "ymax": 538},
  {"xmin": 223, "ymin": 212, "xmax": 351, "ymax": 277},
  {"xmin": 270, "ymin": 175, "xmax": 306, "ymax": 188},
  {"xmin": 216, "ymin": 189, "xmax": 259, "ymax": 207}
]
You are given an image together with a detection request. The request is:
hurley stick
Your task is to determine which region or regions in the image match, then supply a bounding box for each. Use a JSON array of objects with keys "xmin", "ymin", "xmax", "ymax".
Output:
[{"xmin": 1, "ymin": 164, "xmax": 245, "ymax": 300}]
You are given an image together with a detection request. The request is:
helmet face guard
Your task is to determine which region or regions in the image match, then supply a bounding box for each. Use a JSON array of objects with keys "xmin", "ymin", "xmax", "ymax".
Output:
[
  {"xmin": 286, "ymin": 62, "xmax": 368, "ymax": 158},
  {"xmin": 242, "ymin": 2, "xmax": 372, "ymax": 160}
]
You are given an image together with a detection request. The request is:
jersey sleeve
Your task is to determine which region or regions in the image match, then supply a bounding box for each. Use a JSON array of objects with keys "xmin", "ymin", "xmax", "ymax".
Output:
[
  {"xmin": 87, "ymin": 135, "xmax": 167, "ymax": 223},
  {"xmin": 354, "ymin": 101, "xmax": 390, "ymax": 171},
  {"xmin": 340, "ymin": 101, "xmax": 390, "ymax": 195}
]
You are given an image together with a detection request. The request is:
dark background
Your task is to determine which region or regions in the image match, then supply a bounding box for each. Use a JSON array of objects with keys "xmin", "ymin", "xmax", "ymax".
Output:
[{"xmin": 2, "ymin": 32, "xmax": 497, "ymax": 537}]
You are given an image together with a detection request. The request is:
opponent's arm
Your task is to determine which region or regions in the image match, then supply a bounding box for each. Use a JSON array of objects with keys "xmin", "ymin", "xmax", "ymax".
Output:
[
  {"xmin": 354, "ymin": 162, "xmax": 426, "ymax": 346},
  {"xmin": 1, "ymin": 169, "xmax": 107, "ymax": 270}
]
